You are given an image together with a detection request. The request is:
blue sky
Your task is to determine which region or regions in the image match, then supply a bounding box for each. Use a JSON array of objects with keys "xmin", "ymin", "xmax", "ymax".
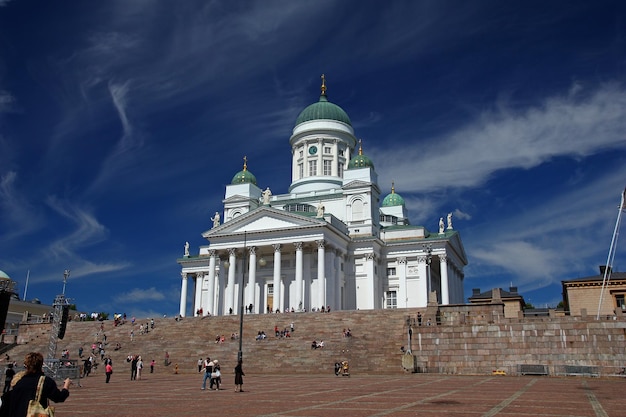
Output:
[{"xmin": 1, "ymin": 1, "xmax": 625, "ymax": 317}]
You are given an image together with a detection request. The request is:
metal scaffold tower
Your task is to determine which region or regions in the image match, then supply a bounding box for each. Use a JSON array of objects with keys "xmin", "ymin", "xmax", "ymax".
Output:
[
  {"xmin": 47, "ymin": 270, "xmax": 71, "ymax": 359},
  {"xmin": 596, "ymin": 189, "xmax": 626, "ymax": 320}
]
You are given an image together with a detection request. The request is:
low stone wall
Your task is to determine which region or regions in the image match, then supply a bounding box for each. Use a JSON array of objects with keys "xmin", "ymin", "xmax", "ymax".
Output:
[{"xmin": 407, "ymin": 310, "xmax": 626, "ymax": 376}]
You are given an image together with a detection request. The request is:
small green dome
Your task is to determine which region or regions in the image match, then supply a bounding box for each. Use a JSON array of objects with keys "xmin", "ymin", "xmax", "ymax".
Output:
[
  {"xmin": 295, "ymin": 76, "xmax": 351, "ymax": 127},
  {"xmin": 0, "ymin": 270, "xmax": 10, "ymax": 280},
  {"xmin": 382, "ymin": 183, "xmax": 405, "ymax": 207},
  {"xmin": 231, "ymin": 157, "xmax": 257, "ymax": 185},
  {"xmin": 347, "ymin": 141, "xmax": 375, "ymax": 169}
]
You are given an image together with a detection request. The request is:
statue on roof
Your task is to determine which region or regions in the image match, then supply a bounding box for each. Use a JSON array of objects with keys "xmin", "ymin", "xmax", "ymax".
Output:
[
  {"xmin": 211, "ymin": 212, "xmax": 220, "ymax": 228},
  {"xmin": 316, "ymin": 202, "xmax": 325, "ymax": 218},
  {"xmin": 439, "ymin": 217, "xmax": 445, "ymax": 234},
  {"xmin": 447, "ymin": 212, "xmax": 453, "ymax": 230},
  {"xmin": 184, "ymin": 241, "xmax": 190, "ymax": 257},
  {"xmin": 262, "ymin": 187, "xmax": 272, "ymax": 205}
]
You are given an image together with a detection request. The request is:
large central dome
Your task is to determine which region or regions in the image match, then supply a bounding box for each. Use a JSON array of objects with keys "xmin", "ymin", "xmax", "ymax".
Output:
[{"xmin": 295, "ymin": 94, "xmax": 352, "ymax": 127}]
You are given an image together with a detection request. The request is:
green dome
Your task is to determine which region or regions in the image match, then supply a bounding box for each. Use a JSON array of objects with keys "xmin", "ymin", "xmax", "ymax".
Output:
[
  {"xmin": 295, "ymin": 94, "xmax": 352, "ymax": 127},
  {"xmin": 348, "ymin": 142, "xmax": 375, "ymax": 169},
  {"xmin": 0, "ymin": 270, "xmax": 10, "ymax": 280},
  {"xmin": 382, "ymin": 191, "xmax": 405, "ymax": 207},
  {"xmin": 382, "ymin": 183, "xmax": 405, "ymax": 207},
  {"xmin": 231, "ymin": 169, "xmax": 257, "ymax": 185},
  {"xmin": 231, "ymin": 157, "xmax": 257, "ymax": 185}
]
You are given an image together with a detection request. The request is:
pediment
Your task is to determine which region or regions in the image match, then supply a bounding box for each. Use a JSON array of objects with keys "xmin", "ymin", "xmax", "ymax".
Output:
[
  {"xmin": 202, "ymin": 207, "xmax": 323, "ymax": 237},
  {"xmin": 342, "ymin": 180, "xmax": 373, "ymax": 189}
]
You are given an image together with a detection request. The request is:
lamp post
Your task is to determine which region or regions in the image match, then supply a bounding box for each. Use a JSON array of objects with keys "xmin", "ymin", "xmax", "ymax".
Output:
[
  {"xmin": 62, "ymin": 269, "xmax": 70, "ymax": 296},
  {"xmin": 238, "ymin": 232, "xmax": 247, "ymax": 363}
]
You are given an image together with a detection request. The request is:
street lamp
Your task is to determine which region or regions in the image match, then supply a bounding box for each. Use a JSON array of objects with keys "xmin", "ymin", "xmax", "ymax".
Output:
[{"xmin": 62, "ymin": 269, "xmax": 70, "ymax": 296}]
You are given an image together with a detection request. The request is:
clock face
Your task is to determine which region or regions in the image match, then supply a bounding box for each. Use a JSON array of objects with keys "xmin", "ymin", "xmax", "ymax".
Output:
[{"xmin": 309, "ymin": 145, "xmax": 318, "ymax": 155}]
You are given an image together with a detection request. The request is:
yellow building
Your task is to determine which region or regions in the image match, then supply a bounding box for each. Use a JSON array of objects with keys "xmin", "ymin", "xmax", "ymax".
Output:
[{"xmin": 562, "ymin": 267, "xmax": 626, "ymax": 317}]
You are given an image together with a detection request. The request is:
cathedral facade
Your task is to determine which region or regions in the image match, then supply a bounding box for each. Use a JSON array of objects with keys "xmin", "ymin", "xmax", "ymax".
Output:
[{"xmin": 177, "ymin": 78, "xmax": 467, "ymax": 317}]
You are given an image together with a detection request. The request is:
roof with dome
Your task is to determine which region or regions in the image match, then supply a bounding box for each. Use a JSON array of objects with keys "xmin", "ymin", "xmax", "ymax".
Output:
[
  {"xmin": 0, "ymin": 270, "xmax": 10, "ymax": 280},
  {"xmin": 294, "ymin": 75, "xmax": 352, "ymax": 127},
  {"xmin": 382, "ymin": 183, "xmax": 405, "ymax": 207},
  {"xmin": 231, "ymin": 156, "xmax": 257, "ymax": 185}
]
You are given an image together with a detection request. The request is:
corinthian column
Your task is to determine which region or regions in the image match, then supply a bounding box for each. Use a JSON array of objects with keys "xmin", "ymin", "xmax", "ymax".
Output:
[
  {"xmin": 226, "ymin": 248, "xmax": 236, "ymax": 314},
  {"xmin": 316, "ymin": 240, "xmax": 325, "ymax": 309},
  {"xmin": 440, "ymin": 254, "xmax": 449, "ymax": 305},
  {"xmin": 207, "ymin": 250, "xmax": 216, "ymax": 315},
  {"xmin": 294, "ymin": 242, "xmax": 303, "ymax": 311},
  {"xmin": 272, "ymin": 244, "xmax": 282, "ymax": 312},
  {"xmin": 248, "ymin": 246, "xmax": 257, "ymax": 311},
  {"xmin": 179, "ymin": 272, "xmax": 188, "ymax": 317}
]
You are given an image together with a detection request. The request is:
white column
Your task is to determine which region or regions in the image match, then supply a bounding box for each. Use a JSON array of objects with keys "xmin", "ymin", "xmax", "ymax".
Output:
[
  {"xmin": 334, "ymin": 250, "xmax": 342, "ymax": 310},
  {"xmin": 364, "ymin": 253, "xmax": 376, "ymax": 309},
  {"xmin": 248, "ymin": 246, "xmax": 257, "ymax": 312},
  {"xmin": 398, "ymin": 257, "xmax": 407, "ymax": 308},
  {"xmin": 294, "ymin": 242, "xmax": 303, "ymax": 311},
  {"xmin": 317, "ymin": 240, "xmax": 325, "ymax": 309},
  {"xmin": 272, "ymin": 244, "xmax": 282, "ymax": 312},
  {"xmin": 440, "ymin": 255, "xmax": 449, "ymax": 305},
  {"xmin": 227, "ymin": 248, "xmax": 236, "ymax": 314},
  {"xmin": 179, "ymin": 272, "xmax": 188, "ymax": 317},
  {"xmin": 194, "ymin": 272, "xmax": 204, "ymax": 316},
  {"xmin": 207, "ymin": 250, "xmax": 216, "ymax": 315},
  {"xmin": 416, "ymin": 256, "xmax": 428, "ymax": 307}
]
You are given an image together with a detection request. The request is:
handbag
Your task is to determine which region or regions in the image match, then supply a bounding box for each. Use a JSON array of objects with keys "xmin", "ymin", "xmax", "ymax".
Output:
[
  {"xmin": 211, "ymin": 370, "xmax": 221, "ymax": 378},
  {"xmin": 26, "ymin": 376, "xmax": 54, "ymax": 417}
]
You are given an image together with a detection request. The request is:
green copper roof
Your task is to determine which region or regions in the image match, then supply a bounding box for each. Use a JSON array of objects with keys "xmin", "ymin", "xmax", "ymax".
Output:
[
  {"xmin": 348, "ymin": 141, "xmax": 375, "ymax": 169},
  {"xmin": 382, "ymin": 192, "xmax": 405, "ymax": 207},
  {"xmin": 231, "ymin": 169, "xmax": 257, "ymax": 185},
  {"xmin": 295, "ymin": 94, "xmax": 352, "ymax": 127},
  {"xmin": 382, "ymin": 183, "xmax": 405, "ymax": 207},
  {"xmin": 231, "ymin": 157, "xmax": 257, "ymax": 185},
  {"xmin": 0, "ymin": 270, "xmax": 9, "ymax": 279}
]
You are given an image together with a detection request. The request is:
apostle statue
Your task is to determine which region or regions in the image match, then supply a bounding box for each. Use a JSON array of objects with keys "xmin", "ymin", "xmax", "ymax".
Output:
[
  {"xmin": 262, "ymin": 187, "xmax": 272, "ymax": 205},
  {"xmin": 439, "ymin": 217, "xmax": 445, "ymax": 234},
  {"xmin": 447, "ymin": 212, "xmax": 453, "ymax": 230},
  {"xmin": 316, "ymin": 202, "xmax": 325, "ymax": 218},
  {"xmin": 184, "ymin": 241, "xmax": 190, "ymax": 257},
  {"xmin": 211, "ymin": 212, "xmax": 220, "ymax": 228}
]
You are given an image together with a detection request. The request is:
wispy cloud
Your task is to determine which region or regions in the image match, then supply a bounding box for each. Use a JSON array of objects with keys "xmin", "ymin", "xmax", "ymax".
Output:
[
  {"xmin": 378, "ymin": 83, "xmax": 626, "ymax": 193},
  {"xmin": 116, "ymin": 287, "xmax": 166, "ymax": 303},
  {"xmin": 45, "ymin": 196, "xmax": 109, "ymax": 259},
  {"xmin": 0, "ymin": 171, "xmax": 42, "ymax": 241}
]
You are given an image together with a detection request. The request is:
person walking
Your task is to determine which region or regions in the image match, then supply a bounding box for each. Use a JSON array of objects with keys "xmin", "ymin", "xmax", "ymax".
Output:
[
  {"xmin": 3, "ymin": 363, "xmax": 15, "ymax": 394},
  {"xmin": 136, "ymin": 356, "xmax": 143, "ymax": 380},
  {"xmin": 234, "ymin": 359, "xmax": 245, "ymax": 392},
  {"xmin": 201, "ymin": 357, "xmax": 212, "ymax": 390},
  {"xmin": 8, "ymin": 352, "xmax": 71, "ymax": 416},
  {"xmin": 105, "ymin": 361, "xmax": 113, "ymax": 383},
  {"xmin": 150, "ymin": 359, "xmax": 155, "ymax": 373}
]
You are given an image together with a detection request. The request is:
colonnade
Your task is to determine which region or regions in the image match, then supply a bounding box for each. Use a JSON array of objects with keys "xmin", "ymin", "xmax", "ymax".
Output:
[{"xmin": 179, "ymin": 240, "xmax": 346, "ymax": 317}]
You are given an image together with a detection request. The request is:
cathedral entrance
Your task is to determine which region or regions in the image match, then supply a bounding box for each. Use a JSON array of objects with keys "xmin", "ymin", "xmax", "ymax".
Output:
[{"xmin": 266, "ymin": 284, "xmax": 273, "ymax": 313}]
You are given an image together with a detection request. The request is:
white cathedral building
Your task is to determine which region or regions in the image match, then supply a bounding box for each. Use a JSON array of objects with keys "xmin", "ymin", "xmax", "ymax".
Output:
[{"xmin": 177, "ymin": 77, "xmax": 467, "ymax": 317}]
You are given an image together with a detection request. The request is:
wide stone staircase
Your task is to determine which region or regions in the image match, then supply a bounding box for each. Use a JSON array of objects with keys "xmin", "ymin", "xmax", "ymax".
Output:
[
  {"xmin": 9, "ymin": 309, "xmax": 413, "ymax": 376},
  {"xmin": 9, "ymin": 307, "xmax": 626, "ymax": 377}
]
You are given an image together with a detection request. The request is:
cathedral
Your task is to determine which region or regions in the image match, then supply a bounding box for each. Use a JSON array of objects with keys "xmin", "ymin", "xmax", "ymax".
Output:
[{"xmin": 177, "ymin": 77, "xmax": 467, "ymax": 317}]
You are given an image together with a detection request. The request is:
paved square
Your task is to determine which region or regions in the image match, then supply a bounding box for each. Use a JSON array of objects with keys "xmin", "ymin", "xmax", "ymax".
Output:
[{"xmin": 52, "ymin": 371, "xmax": 623, "ymax": 417}]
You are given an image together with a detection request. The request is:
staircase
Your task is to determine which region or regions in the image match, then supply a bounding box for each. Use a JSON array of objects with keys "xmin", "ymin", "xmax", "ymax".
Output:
[{"xmin": 9, "ymin": 309, "xmax": 411, "ymax": 375}]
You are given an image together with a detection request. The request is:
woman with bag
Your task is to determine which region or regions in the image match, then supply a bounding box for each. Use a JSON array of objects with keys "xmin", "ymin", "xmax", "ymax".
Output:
[{"xmin": 8, "ymin": 352, "xmax": 71, "ymax": 416}]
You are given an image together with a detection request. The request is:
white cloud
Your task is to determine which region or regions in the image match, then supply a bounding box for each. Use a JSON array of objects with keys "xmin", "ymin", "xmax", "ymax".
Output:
[
  {"xmin": 378, "ymin": 83, "xmax": 626, "ymax": 193},
  {"xmin": 116, "ymin": 287, "xmax": 166, "ymax": 303},
  {"xmin": 0, "ymin": 171, "xmax": 42, "ymax": 242},
  {"xmin": 0, "ymin": 91, "xmax": 15, "ymax": 112}
]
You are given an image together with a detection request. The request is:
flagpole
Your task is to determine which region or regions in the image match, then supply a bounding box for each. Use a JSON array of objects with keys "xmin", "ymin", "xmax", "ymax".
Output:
[
  {"xmin": 596, "ymin": 189, "xmax": 625, "ymax": 319},
  {"xmin": 23, "ymin": 270, "xmax": 30, "ymax": 301}
]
